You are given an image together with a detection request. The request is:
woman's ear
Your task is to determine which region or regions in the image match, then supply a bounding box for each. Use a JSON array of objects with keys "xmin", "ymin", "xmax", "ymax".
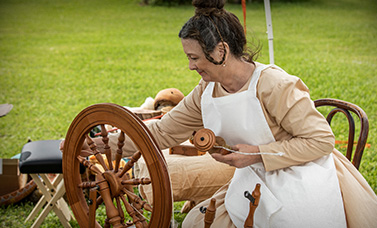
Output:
[{"xmin": 216, "ymin": 42, "xmax": 229, "ymax": 62}]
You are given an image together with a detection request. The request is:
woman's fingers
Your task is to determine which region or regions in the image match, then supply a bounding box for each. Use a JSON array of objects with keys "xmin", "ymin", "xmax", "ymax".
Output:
[
  {"xmin": 59, "ymin": 140, "xmax": 65, "ymax": 151},
  {"xmin": 211, "ymin": 144, "xmax": 262, "ymax": 168}
]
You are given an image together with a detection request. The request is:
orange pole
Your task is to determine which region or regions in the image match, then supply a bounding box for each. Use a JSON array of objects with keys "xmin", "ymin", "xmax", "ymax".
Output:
[{"xmin": 242, "ymin": 0, "xmax": 247, "ymax": 34}]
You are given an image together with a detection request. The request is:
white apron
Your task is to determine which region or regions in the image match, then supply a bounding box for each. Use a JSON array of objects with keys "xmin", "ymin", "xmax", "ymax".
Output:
[{"xmin": 201, "ymin": 64, "xmax": 346, "ymax": 228}]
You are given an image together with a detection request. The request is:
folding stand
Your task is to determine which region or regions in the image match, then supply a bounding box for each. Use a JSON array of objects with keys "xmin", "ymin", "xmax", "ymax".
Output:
[{"xmin": 19, "ymin": 140, "xmax": 72, "ymax": 228}]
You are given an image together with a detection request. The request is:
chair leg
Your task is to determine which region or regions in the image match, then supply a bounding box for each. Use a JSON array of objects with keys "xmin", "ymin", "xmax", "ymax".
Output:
[
  {"xmin": 26, "ymin": 174, "xmax": 72, "ymax": 228},
  {"xmin": 46, "ymin": 180, "xmax": 71, "ymax": 228},
  {"xmin": 25, "ymin": 174, "xmax": 48, "ymax": 222},
  {"xmin": 57, "ymin": 193, "xmax": 73, "ymax": 222},
  {"xmin": 41, "ymin": 174, "xmax": 73, "ymax": 220}
]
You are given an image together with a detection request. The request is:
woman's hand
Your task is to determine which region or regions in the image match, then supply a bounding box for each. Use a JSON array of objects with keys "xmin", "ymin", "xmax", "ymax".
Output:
[
  {"xmin": 59, "ymin": 138, "xmax": 103, "ymax": 156},
  {"xmin": 59, "ymin": 140, "xmax": 66, "ymax": 152},
  {"xmin": 210, "ymin": 144, "xmax": 262, "ymax": 168}
]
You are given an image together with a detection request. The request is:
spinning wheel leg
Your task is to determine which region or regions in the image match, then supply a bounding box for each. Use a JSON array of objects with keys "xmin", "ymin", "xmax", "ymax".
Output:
[
  {"xmin": 63, "ymin": 103, "xmax": 172, "ymax": 228},
  {"xmin": 204, "ymin": 198, "xmax": 216, "ymax": 228},
  {"xmin": 244, "ymin": 183, "xmax": 261, "ymax": 228},
  {"xmin": 88, "ymin": 187, "xmax": 98, "ymax": 228}
]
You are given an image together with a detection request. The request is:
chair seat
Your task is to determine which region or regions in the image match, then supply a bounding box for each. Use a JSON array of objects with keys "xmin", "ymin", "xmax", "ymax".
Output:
[{"xmin": 19, "ymin": 140, "xmax": 63, "ymax": 174}]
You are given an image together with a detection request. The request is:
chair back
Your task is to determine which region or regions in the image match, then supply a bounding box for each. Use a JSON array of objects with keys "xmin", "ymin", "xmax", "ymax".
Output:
[{"xmin": 314, "ymin": 98, "xmax": 369, "ymax": 170}]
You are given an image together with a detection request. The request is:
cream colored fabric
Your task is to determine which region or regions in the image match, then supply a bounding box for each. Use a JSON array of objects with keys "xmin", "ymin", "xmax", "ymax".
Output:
[
  {"xmin": 333, "ymin": 149, "xmax": 377, "ymax": 227},
  {"xmin": 182, "ymin": 182, "xmax": 236, "ymax": 228},
  {"xmin": 134, "ymin": 141, "xmax": 235, "ymax": 203}
]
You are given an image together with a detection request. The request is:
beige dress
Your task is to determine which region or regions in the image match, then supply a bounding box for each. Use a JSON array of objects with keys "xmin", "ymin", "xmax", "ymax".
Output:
[{"xmin": 109, "ymin": 62, "xmax": 377, "ymax": 227}]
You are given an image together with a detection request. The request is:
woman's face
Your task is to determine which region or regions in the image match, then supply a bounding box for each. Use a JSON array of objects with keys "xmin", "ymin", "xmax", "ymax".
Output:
[{"xmin": 181, "ymin": 38, "xmax": 223, "ymax": 82}]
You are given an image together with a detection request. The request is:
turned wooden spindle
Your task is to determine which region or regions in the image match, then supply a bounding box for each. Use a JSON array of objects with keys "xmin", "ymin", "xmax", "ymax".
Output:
[
  {"xmin": 193, "ymin": 128, "xmax": 231, "ymax": 155},
  {"xmin": 78, "ymin": 181, "xmax": 98, "ymax": 189},
  {"xmin": 122, "ymin": 188, "xmax": 153, "ymax": 212},
  {"xmin": 101, "ymin": 124, "xmax": 114, "ymax": 170},
  {"xmin": 244, "ymin": 183, "xmax": 261, "ymax": 228},
  {"xmin": 204, "ymin": 198, "xmax": 217, "ymax": 228},
  {"xmin": 77, "ymin": 155, "xmax": 102, "ymax": 175},
  {"xmin": 115, "ymin": 131, "xmax": 125, "ymax": 172},
  {"xmin": 121, "ymin": 177, "xmax": 151, "ymax": 186},
  {"xmin": 118, "ymin": 151, "xmax": 141, "ymax": 178},
  {"xmin": 120, "ymin": 194, "xmax": 144, "ymax": 228},
  {"xmin": 96, "ymin": 174, "xmax": 123, "ymax": 228},
  {"xmin": 86, "ymin": 135, "xmax": 109, "ymax": 171},
  {"xmin": 115, "ymin": 197, "xmax": 125, "ymax": 225},
  {"xmin": 104, "ymin": 218, "xmax": 110, "ymax": 228}
]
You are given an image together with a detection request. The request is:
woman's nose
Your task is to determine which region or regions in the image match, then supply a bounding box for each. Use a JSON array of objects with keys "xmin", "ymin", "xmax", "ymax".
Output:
[{"xmin": 189, "ymin": 61, "xmax": 196, "ymax": 71}]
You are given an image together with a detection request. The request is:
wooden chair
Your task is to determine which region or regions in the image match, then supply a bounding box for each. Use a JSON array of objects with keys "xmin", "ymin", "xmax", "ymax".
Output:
[{"xmin": 314, "ymin": 98, "xmax": 369, "ymax": 170}]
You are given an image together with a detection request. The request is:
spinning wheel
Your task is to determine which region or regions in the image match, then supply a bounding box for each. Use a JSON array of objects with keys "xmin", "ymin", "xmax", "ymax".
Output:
[{"xmin": 63, "ymin": 103, "xmax": 172, "ymax": 228}]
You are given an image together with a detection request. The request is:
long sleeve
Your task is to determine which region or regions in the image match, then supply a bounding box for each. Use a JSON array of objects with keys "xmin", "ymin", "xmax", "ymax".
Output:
[
  {"xmin": 108, "ymin": 80, "xmax": 207, "ymax": 157},
  {"xmin": 146, "ymin": 81, "xmax": 205, "ymax": 149},
  {"xmin": 257, "ymin": 66, "xmax": 335, "ymax": 171}
]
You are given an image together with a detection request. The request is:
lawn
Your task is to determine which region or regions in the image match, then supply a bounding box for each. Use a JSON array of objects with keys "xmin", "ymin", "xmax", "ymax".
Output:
[{"xmin": 0, "ymin": 0, "xmax": 376, "ymax": 227}]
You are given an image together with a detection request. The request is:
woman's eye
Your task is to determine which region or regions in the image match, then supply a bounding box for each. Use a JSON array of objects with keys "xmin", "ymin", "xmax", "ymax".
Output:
[{"xmin": 187, "ymin": 55, "xmax": 198, "ymax": 61}]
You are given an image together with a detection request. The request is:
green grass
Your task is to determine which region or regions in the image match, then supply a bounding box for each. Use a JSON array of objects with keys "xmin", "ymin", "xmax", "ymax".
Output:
[{"xmin": 0, "ymin": 0, "xmax": 376, "ymax": 227}]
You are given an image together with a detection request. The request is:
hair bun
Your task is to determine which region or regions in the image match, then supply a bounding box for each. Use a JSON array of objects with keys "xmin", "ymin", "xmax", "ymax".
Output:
[{"xmin": 192, "ymin": 0, "xmax": 225, "ymax": 10}]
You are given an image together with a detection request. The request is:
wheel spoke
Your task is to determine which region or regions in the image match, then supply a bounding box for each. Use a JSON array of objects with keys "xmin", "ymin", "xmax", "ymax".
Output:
[
  {"xmin": 80, "ymin": 150, "xmax": 94, "ymax": 157},
  {"xmin": 101, "ymin": 124, "xmax": 114, "ymax": 170},
  {"xmin": 86, "ymin": 135, "xmax": 109, "ymax": 172},
  {"xmin": 122, "ymin": 188, "xmax": 153, "ymax": 212},
  {"xmin": 121, "ymin": 177, "xmax": 151, "ymax": 186},
  {"xmin": 78, "ymin": 181, "xmax": 98, "ymax": 189},
  {"xmin": 77, "ymin": 155, "xmax": 102, "ymax": 175},
  {"xmin": 118, "ymin": 151, "xmax": 141, "ymax": 178},
  {"xmin": 115, "ymin": 196, "xmax": 125, "ymax": 225},
  {"xmin": 115, "ymin": 131, "xmax": 125, "ymax": 172},
  {"xmin": 96, "ymin": 196, "xmax": 103, "ymax": 210},
  {"xmin": 120, "ymin": 194, "xmax": 142, "ymax": 227},
  {"xmin": 104, "ymin": 218, "xmax": 110, "ymax": 228}
]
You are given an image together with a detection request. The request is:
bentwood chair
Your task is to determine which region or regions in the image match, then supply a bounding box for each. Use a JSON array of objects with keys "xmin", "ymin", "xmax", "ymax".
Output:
[{"xmin": 314, "ymin": 98, "xmax": 369, "ymax": 170}]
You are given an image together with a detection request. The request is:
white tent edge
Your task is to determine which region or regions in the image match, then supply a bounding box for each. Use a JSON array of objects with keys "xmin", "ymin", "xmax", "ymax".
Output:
[{"xmin": 263, "ymin": 0, "xmax": 274, "ymax": 64}]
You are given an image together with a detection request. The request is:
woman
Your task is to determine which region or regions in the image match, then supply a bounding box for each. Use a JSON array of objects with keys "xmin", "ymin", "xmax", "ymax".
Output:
[
  {"xmin": 170, "ymin": 1, "xmax": 347, "ymax": 227},
  {"xmin": 70, "ymin": 0, "xmax": 377, "ymax": 226},
  {"xmin": 134, "ymin": 0, "xmax": 376, "ymax": 227}
]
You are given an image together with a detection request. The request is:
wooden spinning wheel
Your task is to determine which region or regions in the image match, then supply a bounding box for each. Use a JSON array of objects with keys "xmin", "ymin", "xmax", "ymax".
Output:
[{"xmin": 63, "ymin": 103, "xmax": 172, "ymax": 228}]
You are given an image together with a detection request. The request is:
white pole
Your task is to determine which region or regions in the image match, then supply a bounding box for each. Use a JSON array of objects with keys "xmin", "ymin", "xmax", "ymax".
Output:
[{"xmin": 264, "ymin": 0, "xmax": 274, "ymax": 65}]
